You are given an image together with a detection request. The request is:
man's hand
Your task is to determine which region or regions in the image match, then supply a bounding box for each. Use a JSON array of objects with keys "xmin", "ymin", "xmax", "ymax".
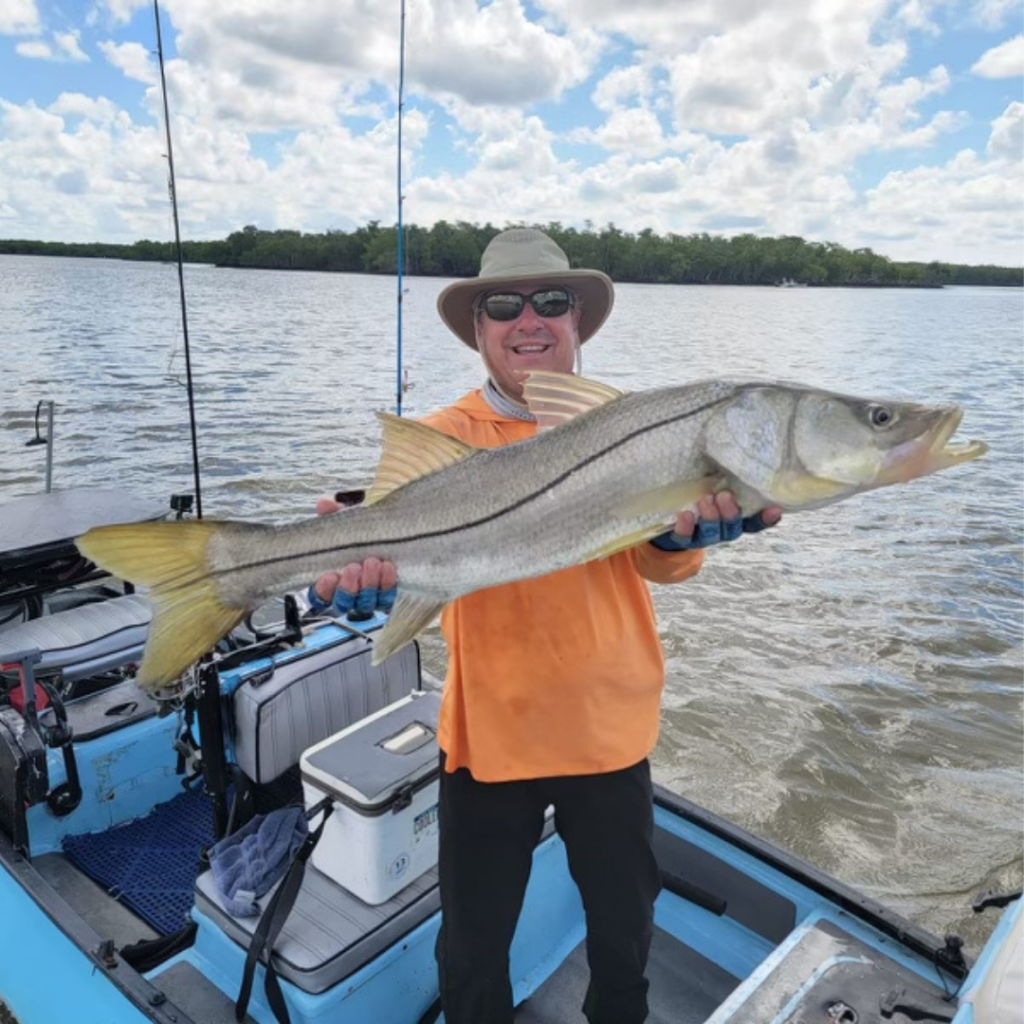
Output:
[
  {"xmin": 651, "ymin": 491, "xmax": 783, "ymax": 551},
  {"xmin": 309, "ymin": 497, "xmax": 398, "ymax": 618}
]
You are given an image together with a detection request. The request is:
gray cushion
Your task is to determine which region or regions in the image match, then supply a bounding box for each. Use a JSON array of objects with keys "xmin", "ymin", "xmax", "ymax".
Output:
[
  {"xmin": 0, "ymin": 594, "xmax": 151, "ymax": 680},
  {"xmin": 194, "ymin": 861, "xmax": 440, "ymax": 994},
  {"xmin": 231, "ymin": 636, "xmax": 421, "ymax": 784}
]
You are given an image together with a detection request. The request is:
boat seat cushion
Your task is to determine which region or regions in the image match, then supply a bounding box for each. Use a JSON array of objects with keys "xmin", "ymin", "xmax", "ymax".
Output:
[
  {"xmin": 0, "ymin": 594, "xmax": 151, "ymax": 681},
  {"xmin": 230, "ymin": 636, "xmax": 420, "ymax": 785},
  {"xmin": 193, "ymin": 861, "xmax": 440, "ymax": 994}
]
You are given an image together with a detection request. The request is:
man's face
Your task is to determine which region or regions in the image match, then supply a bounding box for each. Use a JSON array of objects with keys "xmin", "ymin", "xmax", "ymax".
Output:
[{"xmin": 474, "ymin": 287, "xmax": 581, "ymax": 401}]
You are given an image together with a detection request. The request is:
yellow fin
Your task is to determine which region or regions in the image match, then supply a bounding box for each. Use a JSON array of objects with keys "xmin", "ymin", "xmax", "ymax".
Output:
[
  {"xmin": 370, "ymin": 592, "xmax": 446, "ymax": 665},
  {"xmin": 612, "ymin": 477, "xmax": 723, "ymax": 520},
  {"xmin": 77, "ymin": 521, "xmax": 248, "ymax": 690},
  {"xmin": 365, "ymin": 413, "xmax": 477, "ymax": 505},
  {"xmin": 522, "ymin": 371, "xmax": 625, "ymax": 432}
]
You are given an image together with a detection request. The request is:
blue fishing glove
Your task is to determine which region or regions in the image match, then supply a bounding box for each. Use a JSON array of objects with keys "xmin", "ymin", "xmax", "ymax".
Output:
[
  {"xmin": 650, "ymin": 512, "xmax": 773, "ymax": 551},
  {"xmin": 305, "ymin": 584, "xmax": 397, "ymax": 618}
]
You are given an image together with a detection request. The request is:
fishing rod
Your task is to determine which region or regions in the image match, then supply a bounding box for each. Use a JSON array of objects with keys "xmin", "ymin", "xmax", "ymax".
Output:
[
  {"xmin": 395, "ymin": 0, "xmax": 407, "ymax": 418},
  {"xmin": 153, "ymin": 0, "xmax": 203, "ymax": 518}
]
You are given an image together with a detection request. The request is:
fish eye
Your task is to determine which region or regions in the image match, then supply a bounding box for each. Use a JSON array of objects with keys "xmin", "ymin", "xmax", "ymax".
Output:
[{"xmin": 868, "ymin": 404, "xmax": 896, "ymax": 428}]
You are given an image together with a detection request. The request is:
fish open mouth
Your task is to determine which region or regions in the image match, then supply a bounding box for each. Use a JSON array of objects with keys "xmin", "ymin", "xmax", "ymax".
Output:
[
  {"xmin": 926, "ymin": 408, "xmax": 989, "ymax": 470},
  {"xmin": 882, "ymin": 407, "xmax": 988, "ymax": 483}
]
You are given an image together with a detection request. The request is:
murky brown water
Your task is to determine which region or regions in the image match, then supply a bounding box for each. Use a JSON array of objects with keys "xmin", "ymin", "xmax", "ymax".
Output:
[{"xmin": 2, "ymin": 254, "xmax": 1021, "ymax": 955}]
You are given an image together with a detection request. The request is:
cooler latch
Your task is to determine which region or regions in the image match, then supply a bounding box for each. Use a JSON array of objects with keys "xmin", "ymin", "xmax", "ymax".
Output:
[{"xmin": 393, "ymin": 784, "xmax": 414, "ymax": 813}]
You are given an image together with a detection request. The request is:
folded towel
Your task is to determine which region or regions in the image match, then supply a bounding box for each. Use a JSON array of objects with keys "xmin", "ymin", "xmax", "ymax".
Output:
[{"xmin": 208, "ymin": 806, "xmax": 309, "ymax": 917}]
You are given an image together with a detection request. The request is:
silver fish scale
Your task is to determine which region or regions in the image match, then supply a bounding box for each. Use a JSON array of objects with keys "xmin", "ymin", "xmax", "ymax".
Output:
[{"xmin": 213, "ymin": 380, "xmax": 746, "ymax": 606}]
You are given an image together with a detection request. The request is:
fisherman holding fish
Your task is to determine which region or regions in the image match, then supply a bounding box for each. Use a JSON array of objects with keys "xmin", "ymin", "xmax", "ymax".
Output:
[
  {"xmin": 78, "ymin": 226, "xmax": 986, "ymax": 1023},
  {"xmin": 77, "ymin": 219, "xmax": 985, "ymax": 1023},
  {"xmin": 309, "ymin": 229, "xmax": 782, "ymax": 1024}
]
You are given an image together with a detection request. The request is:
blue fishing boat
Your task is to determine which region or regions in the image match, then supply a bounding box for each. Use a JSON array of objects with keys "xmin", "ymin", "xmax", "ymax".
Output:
[{"xmin": 0, "ymin": 488, "xmax": 1021, "ymax": 1023}]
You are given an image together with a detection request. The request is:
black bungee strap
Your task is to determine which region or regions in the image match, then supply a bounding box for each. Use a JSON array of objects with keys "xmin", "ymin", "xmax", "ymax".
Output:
[{"xmin": 235, "ymin": 800, "xmax": 333, "ymax": 1024}]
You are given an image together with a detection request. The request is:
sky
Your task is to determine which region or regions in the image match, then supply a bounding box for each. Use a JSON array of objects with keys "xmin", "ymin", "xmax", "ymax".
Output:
[{"xmin": 0, "ymin": 0, "xmax": 1022, "ymax": 267}]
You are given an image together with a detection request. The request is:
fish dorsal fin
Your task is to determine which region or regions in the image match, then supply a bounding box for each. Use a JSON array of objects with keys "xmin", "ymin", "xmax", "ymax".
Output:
[
  {"xmin": 365, "ymin": 413, "xmax": 477, "ymax": 505},
  {"xmin": 522, "ymin": 371, "xmax": 625, "ymax": 432}
]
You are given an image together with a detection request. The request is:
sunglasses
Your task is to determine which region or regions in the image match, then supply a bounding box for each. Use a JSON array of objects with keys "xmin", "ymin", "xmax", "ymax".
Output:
[{"xmin": 480, "ymin": 288, "xmax": 576, "ymax": 322}]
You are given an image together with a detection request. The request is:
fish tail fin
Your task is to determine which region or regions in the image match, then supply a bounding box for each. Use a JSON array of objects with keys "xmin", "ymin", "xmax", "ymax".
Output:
[{"xmin": 77, "ymin": 521, "xmax": 248, "ymax": 690}]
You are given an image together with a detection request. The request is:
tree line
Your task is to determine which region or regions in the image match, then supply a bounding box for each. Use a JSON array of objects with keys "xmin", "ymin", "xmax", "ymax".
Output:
[{"xmin": 1, "ymin": 222, "xmax": 1021, "ymax": 288}]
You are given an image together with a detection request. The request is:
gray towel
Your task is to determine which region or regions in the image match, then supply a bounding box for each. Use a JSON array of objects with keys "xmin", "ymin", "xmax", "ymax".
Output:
[{"xmin": 208, "ymin": 806, "xmax": 309, "ymax": 917}]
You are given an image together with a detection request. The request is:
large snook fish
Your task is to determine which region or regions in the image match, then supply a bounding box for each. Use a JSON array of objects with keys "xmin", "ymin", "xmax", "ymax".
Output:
[{"xmin": 77, "ymin": 372, "xmax": 986, "ymax": 689}]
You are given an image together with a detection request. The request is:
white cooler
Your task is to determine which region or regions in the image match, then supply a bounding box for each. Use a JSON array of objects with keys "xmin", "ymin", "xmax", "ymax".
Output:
[{"xmin": 300, "ymin": 689, "xmax": 442, "ymax": 905}]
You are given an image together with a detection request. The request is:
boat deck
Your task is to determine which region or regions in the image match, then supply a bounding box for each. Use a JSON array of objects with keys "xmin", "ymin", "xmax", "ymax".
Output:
[{"xmin": 515, "ymin": 926, "xmax": 736, "ymax": 1023}]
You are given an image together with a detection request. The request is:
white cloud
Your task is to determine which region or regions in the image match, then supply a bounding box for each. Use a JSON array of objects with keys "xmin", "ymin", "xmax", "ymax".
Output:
[
  {"xmin": 972, "ymin": 34, "xmax": 1024, "ymax": 77},
  {"xmin": 591, "ymin": 65, "xmax": 653, "ymax": 114},
  {"xmin": 13, "ymin": 29, "xmax": 88, "ymax": 62},
  {"xmin": 409, "ymin": 0, "xmax": 600, "ymax": 106},
  {"xmin": 99, "ymin": 40, "xmax": 157, "ymax": 84},
  {"xmin": 143, "ymin": 0, "xmax": 600, "ymax": 126},
  {"xmin": 51, "ymin": 92, "xmax": 115, "ymax": 118},
  {"xmin": 571, "ymin": 107, "xmax": 669, "ymax": 158},
  {"xmin": 0, "ymin": 0, "xmax": 38, "ymax": 34},
  {"xmin": 969, "ymin": 0, "xmax": 1022, "ymax": 30},
  {"xmin": 987, "ymin": 101, "xmax": 1023, "ymax": 160},
  {"xmin": 14, "ymin": 38, "xmax": 49, "ymax": 58},
  {"xmin": 894, "ymin": 0, "xmax": 943, "ymax": 35},
  {"xmin": 94, "ymin": 0, "xmax": 149, "ymax": 27},
  {"xmin": 858, "ymin": 148, "xmax": 1023, "ymax": 263},
  {"xmin": 54, "ymin": 30, "xmax": 89, "ymax": 62},
  {"xmin": 0, "ymin": 0, "xmax": 1020, "ymax": 266}
]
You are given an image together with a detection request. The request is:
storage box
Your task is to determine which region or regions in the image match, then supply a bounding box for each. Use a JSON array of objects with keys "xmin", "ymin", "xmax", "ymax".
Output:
[{"xmin": 300, "ymin": 689, "xmax": 441, "ymax": 905}]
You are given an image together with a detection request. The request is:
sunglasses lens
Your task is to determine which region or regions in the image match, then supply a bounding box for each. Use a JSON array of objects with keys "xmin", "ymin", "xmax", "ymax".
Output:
[
  {"xmin": 483, "ymin": 289, "xmax": 573, "ymax": 321},
  {"xmin": 483, "ymin": 294, "xmax": 525, "ymax": 321},
  {"xmin": 531, "ymin": 290, "xmax": 571, "ymax": 317}
]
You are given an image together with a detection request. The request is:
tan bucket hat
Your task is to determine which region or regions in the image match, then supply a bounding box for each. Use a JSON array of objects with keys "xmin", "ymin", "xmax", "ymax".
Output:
[{"xmin": 437, "ymin": 228, "xmax": 615, "ymax": 350}]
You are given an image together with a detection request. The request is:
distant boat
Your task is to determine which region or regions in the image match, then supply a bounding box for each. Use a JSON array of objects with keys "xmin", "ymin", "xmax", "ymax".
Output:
[{"xmin": 777, "ymin": 277, "xmax": 808, "ymax": 287}]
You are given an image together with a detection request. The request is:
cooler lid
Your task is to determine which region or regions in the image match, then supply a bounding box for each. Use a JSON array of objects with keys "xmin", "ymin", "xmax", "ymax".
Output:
[{"xmin": 301, "ymin": 690, "xmax": 441, "ymax": 811}]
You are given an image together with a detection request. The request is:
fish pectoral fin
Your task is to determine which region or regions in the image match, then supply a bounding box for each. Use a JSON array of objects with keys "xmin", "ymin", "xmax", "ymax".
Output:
[
  {"xmin": 588, "ymin": 477, "xmax": 726, "ymax": 559},
  {"xmin": 612, "ymin": 476, "xmax": 724, "ymax": 520},
  {"xmin": 366, "ymin": 414, "xmax": 478, "ymax": 505},
  {"xmin": 77, "ymin": 521, "xmax": 250, "ymax": 689},
  {"xmin": 522, "ymin": 371, "xmax": 625, "ymax": 432},
  {"xmin": 371, "ymin": 592, "xmax": 446, "ymax": 665}
]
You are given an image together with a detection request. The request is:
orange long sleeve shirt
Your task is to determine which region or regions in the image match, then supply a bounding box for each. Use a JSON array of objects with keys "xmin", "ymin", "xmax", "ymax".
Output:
[{"xmin": 420, "ymin": 389, "xmax": 705, "ymax": 782}]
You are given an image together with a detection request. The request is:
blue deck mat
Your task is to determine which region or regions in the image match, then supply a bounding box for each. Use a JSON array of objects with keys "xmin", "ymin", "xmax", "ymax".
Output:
[{"xmin": 62, "ymin": 784, "xmax": 215, "ymax": 936}]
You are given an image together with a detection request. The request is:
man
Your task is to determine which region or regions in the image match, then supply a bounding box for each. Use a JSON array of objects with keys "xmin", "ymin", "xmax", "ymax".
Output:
[{"xmin": 311, "ymin": 228, "xmax": 781, "ymax": 1023}]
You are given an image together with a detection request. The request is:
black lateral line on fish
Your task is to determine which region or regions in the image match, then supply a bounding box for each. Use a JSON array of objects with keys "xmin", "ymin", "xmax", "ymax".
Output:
[{"xmin": 198, "ymin": 391, "xmax": 736, "ymax": 586}]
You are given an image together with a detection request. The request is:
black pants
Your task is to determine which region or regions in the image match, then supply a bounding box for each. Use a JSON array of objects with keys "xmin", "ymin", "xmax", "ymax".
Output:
[{"xmin": 435, "ymin": 753, "xmax": 661, "ymax": 1024}]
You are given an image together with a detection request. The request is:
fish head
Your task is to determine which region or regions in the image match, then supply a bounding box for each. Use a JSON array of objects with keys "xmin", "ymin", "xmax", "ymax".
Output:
[{"xmin": 782, "ymin": 390, "xmax": 988, "ymax": 507}]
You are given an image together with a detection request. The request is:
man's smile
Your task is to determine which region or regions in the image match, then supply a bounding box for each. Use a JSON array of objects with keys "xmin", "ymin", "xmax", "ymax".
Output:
[{"xmin": 511, "ymin": 340, "xmax": 554, "ymax": 355}]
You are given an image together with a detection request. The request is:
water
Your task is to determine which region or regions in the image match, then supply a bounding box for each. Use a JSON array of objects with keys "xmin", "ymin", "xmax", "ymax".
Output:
[{"xmin": 1, "ymin": 255, "xmax": 1021, "ymax": 952}]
